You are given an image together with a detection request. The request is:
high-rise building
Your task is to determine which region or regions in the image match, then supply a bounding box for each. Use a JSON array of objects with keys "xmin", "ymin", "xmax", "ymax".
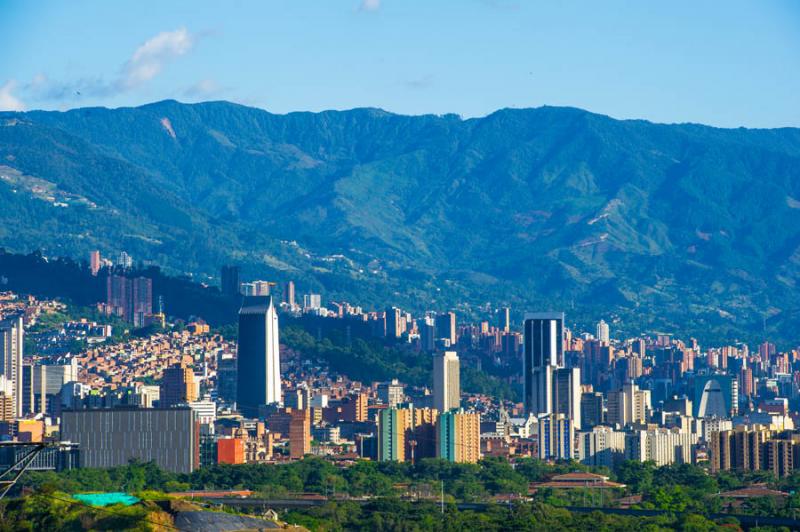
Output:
[
  {"xmin": 378, "ymin": 407, "xmax": 411, "ymax": 462},
  {"xmin": 116, "ymin": 251, "xmax": 133, "ymax": 269},
  {"xmin": 106, "ymin": 275, "xmax": 152, "ymax": 325},
  {"xmin": 606, "ymin": 382, "xmax": 651, "ymax": 427},
  {"xmin": 0, "ymin": 315, "xmax": 24, "ymax": 418},
  {"xmin": 580, "ymin": 392, "xmax": 604, "ymax": 429},
  {"xmin": 377, "ymin": 379, "xmax": 404, "ymax": 408},
  {"xmin": 419, "ymin": 318, "xmax": 436, "ymax": 352},
  {"xmin": 341, "ymin": 392, "xmax": 369, "ymax": 422},
  {"xmin": 288, "ymin": 408, "xmax": 311, "ymax": 459},
  {"xmin": 160, "ymin": 364, "xmax": 197, "ymax": 407},
  {"xmin": 385, "ymin": 307, "xmax": 404, "ymax": 339},
  {"xmin": 31, "ymin": 359, "xmax": 79, "ymax": 415},
  {"xmin": 578, "ymin": 425, "xmax": 626, "ymax": 468},
  {"xmin": 523, "ymin": 312, "xmax": 563, "ymax": 416},
  {"xmin": 106, "ymin": 274, "xmax": 130, "ymax": 319},
  {"xmin": 553, "ymin": 367, "xmax": 581, "ymax": 430},
  {"xmin": 499, "ymin": 307, "xmax": 511, "ymax": 333},
  {"xmin": 433, "ymin": 351, "xmax": 460, "ymax": 413},
  {"xmin": 0, "ymin": 376, "xmax": 13, "ymax": 421},
  {"xmin": 221, "ymin": 265, "xmax": 240, "ymax": 297},
  {"xmin": 409, "ymin": 406, "xmax": 439, "ymax": 462},
  {"xmin": 523, "ymin": 313, "xmax": 580, "ymax": 426},
  {"xmin": 303, "ymin": 294, "xmax": 321, "ymax": 311},
  {"xmin": 710, "ymin": 427, "xmax": 772, "ymax": 474},
  {"xmin": 435, "ymin": 312, "xmax": 457, "ymax": 346},
  {"xmin": 217, "ymin": 353, "xmax": 237, "ymax": 403},
  {"xmin": 693, "ymin": 375, "xmax": 735, "ymax": 418},
  {"xmin": 596, "ymin": 320, "xmax": 610, "ymax": 343},
  {"xmin": 252, "ymin": 281, "xmax": 273, "ymax": 296},
  {"xmin": 61, "ymin": 407, "xmax": 199, "ymax": 473},
  {"xmin": 236, "ymin": 296, "xmax": 281, "ymax": 417},
  {"xmin": 89, "ymin": 251, "xmax": 101, "ymax": 276},
  {"xmin": 282, "ymin": 281, "xmax": 296, "ymax": 308},
  {"xmin": 437, "ymin": 410, "xmax": 480, "ymax": 463},
  {"xmin": 538, "ymin": 413, "xmax": 575, "ymax": 460},
  {"xmin": 131, "ymin": 277, "xmax": 152, "ymax": 327},
  {"xmin": 625, "ymin": 428, "xmax": 697, "ymax": 466}
]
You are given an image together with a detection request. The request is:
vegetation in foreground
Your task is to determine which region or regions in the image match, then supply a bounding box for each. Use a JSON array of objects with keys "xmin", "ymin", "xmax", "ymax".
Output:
[{"xmin": 9, "ymin": 457, "xmax": 800, "ymax": 530}]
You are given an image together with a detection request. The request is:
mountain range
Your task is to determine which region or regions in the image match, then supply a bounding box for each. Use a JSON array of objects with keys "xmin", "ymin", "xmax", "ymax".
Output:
[{"xmin": 2, "ymin": 100, "xmax": 800, "ymax": 345}]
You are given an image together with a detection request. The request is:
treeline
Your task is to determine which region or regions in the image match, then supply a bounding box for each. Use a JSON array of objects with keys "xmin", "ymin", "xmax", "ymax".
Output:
[{"xmin": 20, "ymin": 457, "xmax": 800, "ymax": 519}]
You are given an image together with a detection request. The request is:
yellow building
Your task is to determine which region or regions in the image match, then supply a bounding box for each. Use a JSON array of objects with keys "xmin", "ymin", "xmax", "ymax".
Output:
[{"xmin": 437, "ymin": 410, "xmax": 480, "ymax": 463}]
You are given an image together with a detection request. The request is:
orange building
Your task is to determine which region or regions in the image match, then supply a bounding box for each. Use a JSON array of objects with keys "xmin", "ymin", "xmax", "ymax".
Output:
[
  {"xmin": 289, "ymin": 408, "xmax": 311, "ymax": 459},
  {"xmin": 217, "ymin": 438, "xmax": 245, "ymax": 465},
  {"xmin": 160, "ymin": 364, "xmax": 197, "ymax": 407}
]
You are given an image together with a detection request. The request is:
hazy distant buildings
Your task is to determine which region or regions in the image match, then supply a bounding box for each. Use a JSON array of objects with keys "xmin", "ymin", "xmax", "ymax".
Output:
[
  {"xmin": 241, "ymin": 281, "xmax": 272, "ymax": 297},
  {"xmin": 220, "ymin": 265, "xmax": 240, "ymax": 297},
  {"xmin": 106, "ymin": 275, "xmax": 152, "ymax": 326},
  {"xmin": 89, "ymin": 251, "xmax": 101, "ymax": 276},
  {"xmin": 0, "ymin": 315, "xmax": 24, "ymax": 418},
  {"xmin": 116, "ymin": 251, "xmax": 133, "ymax": 269},
  {"xmin": 303, "ymin": 294, "xmax": 321, "ymax": 311},
  {"xmin": 282, "ymin": 281, "xmax": 296, "ymax": 309},
  {"xmin": 433, "ymin": 351, "xmax": 460, "ymax": 413},
  {"xmin": 435, "ymin": 312, "xmax": 457, "ymax": 346},
  {"xmin": 499, "ymin": 307, "xmax": 511, "ymax": 333},
  {"xmin": 385, "ymin": 307, "xmax": 404, "ymax": 339},
  {"xmin": 236, "ymin": 296, "xmax": 281, "ymax": 417},
  {"xmin": 596, "ymin": 320, "xmax": 610, "ymax": 343}
]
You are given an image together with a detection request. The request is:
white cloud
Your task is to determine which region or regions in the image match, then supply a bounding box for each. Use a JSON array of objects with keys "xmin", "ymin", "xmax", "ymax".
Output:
[
  {"xmin": 119, "ymin": 28, "xmax": 194, "ymax": 90},
  {"xmin": 182, "ymin": 79, "xmax": 223, "ymax": 99},
  {"xmin": 0, "ymin": 80, "xmax": 25, "ymax": 111},
  {"xmin": 360, "ymin": 0, "xmax": 380, "ymax": 11}
]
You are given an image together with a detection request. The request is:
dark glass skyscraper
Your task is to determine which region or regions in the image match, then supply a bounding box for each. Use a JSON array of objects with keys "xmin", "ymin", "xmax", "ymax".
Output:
[
  {"xmin": 524, "ymin": 313, "xmax": 580, "ymax": 425},
  {"xmin": 236, "ymin": 296, "xmax": 281, "ymax": 417},
  {"xmin": 221, "ymin": 265, "xmax": 240, "ymax": 297}
]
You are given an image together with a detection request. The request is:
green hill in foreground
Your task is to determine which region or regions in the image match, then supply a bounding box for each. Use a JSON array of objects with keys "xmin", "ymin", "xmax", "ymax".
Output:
[{"xmin": 2, "ymin": 101, "xmax": 800, "ymax": 344}]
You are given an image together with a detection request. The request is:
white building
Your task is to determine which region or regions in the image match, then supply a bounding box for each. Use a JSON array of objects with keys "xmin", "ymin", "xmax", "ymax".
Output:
[
  {"xmin": 578, "ymin": 425, "xmax": 626, "ymax": 468},
  {"xmin": 607, "ymin": 382, "xmax": 651, "ymax": 427},
  {"xmin": 0, "ymin": 315, "xmax": 24, "ymax": 417},
  {"xmin": 596, "ymin": 320, "xmax": 610, "ymax": 344},
  {"xmin": 433, "ymin": 351, "xmax": 460, "ymax": 413},
  {"xmin": 625, "ymin": 427, "xmax": 698, "ymax": 466}
]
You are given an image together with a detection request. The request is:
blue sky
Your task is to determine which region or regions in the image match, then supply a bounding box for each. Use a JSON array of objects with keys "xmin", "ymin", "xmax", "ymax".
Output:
[{"xmin": 1, "ymin": 0, "xmax": 799, "ymax": 127}]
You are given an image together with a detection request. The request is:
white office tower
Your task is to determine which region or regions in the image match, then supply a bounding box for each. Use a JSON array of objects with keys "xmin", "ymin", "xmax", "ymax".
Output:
[
  {"xmin": 433, "ymin": 350, "xmax": 460, "ymax": 413},
  {"xmin": 523, "ymin": 312, "xmax": 582, "ymax": 429},
  {"xmin": 596, "ymin": 319, "xmax": 610, "ymax": 343},
  {"xmin": 0, "ymin": 315, "xmax": 24, "ymax": 417}
]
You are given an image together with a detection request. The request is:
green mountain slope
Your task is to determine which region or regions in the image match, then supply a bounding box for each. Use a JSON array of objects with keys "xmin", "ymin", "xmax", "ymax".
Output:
[{"xmin": 2, "ymin": 101, "xmax": 800, "ymax": 343}]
